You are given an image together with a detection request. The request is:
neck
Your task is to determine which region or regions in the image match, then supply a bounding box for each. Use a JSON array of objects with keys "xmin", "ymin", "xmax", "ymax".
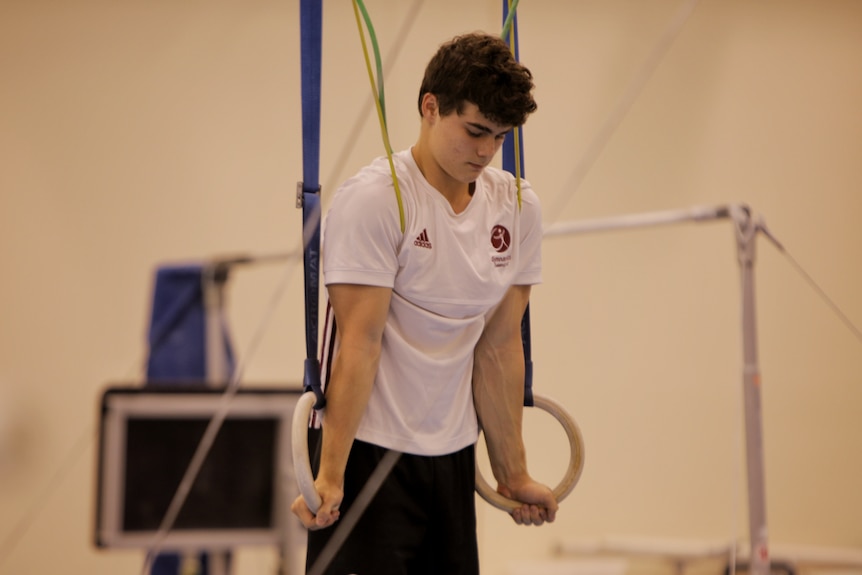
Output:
[{"xmin": 411, "ymin": 144, "xmax": 473, "ymax": 213}]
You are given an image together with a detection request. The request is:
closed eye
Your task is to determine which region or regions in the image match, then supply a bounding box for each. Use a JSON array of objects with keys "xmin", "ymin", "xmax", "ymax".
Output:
[
  {"xmin": 467, "ymin": 130, "xmax": 508, "ymax": 141},
  {"xmin": 466, "ymin": 122, "xmax": 511, "ymax": 140}
]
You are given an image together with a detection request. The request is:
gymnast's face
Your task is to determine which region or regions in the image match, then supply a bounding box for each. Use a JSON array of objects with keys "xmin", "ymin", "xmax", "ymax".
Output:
[{"xmin": 419, "ymin": 94, "xmax": 512, "ymax": 190}]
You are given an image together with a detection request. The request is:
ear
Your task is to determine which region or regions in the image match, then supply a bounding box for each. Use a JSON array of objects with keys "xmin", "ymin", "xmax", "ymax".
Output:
[{"xmin": 419, "ymin": 93, "xmax": 438, "ymax": 120}]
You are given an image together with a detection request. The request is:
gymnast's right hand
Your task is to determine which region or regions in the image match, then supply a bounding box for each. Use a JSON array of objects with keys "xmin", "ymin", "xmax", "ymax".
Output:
[{"xmin": 291, "ymin": 478, "xmax": 344, "ymax": 530}]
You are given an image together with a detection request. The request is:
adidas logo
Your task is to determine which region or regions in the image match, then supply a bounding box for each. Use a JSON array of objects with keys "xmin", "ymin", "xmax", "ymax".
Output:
[{"xmin": 413, "ymin": 229, "xmax": 432, "ymax": 249}]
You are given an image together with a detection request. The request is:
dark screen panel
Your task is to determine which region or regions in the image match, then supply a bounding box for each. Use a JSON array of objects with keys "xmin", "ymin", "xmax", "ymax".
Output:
[{"xmin": 122, "ymin": 417, "xmax": 277, "ymax": 531}]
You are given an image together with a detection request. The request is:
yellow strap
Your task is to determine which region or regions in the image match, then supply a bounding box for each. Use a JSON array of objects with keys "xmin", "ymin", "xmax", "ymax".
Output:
[
  {"xmin": 506, "ymin": 0, "xmax": 523, "ymax": 211},
  {"xmin": 352, "ymin": 0, "xmax": 406, "ymax": 233},
  {"xmin": 352, "ymin": 0, "xmax": 524, "ymax": 228}
]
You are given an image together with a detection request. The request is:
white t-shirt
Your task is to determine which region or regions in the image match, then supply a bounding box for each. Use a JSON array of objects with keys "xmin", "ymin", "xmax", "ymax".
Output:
[{"xmin": 321, "ymin": 148, "xmax": 542, "ymax": 456}]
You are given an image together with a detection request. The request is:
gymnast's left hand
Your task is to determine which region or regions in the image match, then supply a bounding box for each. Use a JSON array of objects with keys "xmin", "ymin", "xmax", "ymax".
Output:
[{"xmin": 498, "ymin": 478, "xmax": 558, "ymax": 526}]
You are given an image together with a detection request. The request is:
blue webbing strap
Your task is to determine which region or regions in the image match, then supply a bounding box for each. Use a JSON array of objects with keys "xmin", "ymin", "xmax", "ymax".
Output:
[
  {"xmin": 519, "ymin": 303, "xmax": 535, "ymax": 407},
  {"xmin": 501, "ymin": 1, "xmax": 534, "ymax": 408},
  {"xmin": 300, "ymin": 0, "xmax": 325, "ymax": 409}
]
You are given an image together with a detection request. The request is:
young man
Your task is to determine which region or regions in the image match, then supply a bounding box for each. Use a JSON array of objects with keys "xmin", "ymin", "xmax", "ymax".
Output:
[{"xmin": 291, "ymin": 32, "xmax": 556, "ymax": 574}]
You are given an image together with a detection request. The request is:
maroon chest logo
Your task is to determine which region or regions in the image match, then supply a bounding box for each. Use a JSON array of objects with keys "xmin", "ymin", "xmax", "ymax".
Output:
[{"xmin": 490, "ymin": 225, "xmax": 511, "ymax": 253}]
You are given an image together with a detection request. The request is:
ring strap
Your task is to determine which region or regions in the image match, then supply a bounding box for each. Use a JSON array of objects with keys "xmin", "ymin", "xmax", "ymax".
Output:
[
  {"xmin": 501, "ymin": 0, "xmax": 534, "ymax": 407},
  {"xmin": 299, "ymin": 0, "xmax": 325, "ymax": 409}
]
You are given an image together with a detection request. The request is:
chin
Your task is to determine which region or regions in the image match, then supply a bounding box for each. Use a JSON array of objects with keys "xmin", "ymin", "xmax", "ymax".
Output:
[{"xmin": 465, "ymin": 167, "xmax": 485, "ymax": 181}]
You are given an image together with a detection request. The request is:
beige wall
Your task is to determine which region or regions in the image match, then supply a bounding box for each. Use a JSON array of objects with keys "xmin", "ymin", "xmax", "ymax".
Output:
[{"xmin": 1, "ymin": 1, "xmax": 860, "ymax": 574}]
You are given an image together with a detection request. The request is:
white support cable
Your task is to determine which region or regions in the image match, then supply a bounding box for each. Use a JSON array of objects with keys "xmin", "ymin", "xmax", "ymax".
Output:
[
  {"xmin": 321, "ymin": 0, "xmax": 425, "ymax": 202},
  {"xmin": 776, "ymin": 248, "xmax": 862, "ymax": 345},
  {"xmin": 544, "ymin": 0, "xmax": 703, "ymax": 225},
  {"xmin": 0, "ymin": 426, "xmax": 95, "ymax": 569},
  {"xmin": 0, "ymin": 1, "xmax": 420, "ymax": 564},
  {"xmin": 4, "ymin": 6, "xmax": 425, "ymax": 572},
  {"xmin": 140, "ymin": 214, "xmax": 318, "ymax": 573},
  {"xmin": 140, "ymin": 257, "xmax": 302, "ymax": 575},
  {"xmin": 0, "ymin": 323, "xmax": 168, "ymax": 570}
]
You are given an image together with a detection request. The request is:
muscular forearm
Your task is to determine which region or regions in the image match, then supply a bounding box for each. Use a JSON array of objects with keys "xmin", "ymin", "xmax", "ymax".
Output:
[
  {"xmin": 318, "ymin": 341, "xmax": 380, "ymax": 486},
  {"xmin": 473, "ymin": 330, "xmax": 529, "ymax": 489},
  {"xmin": 315, "ymin": 283, "xmax": 391, "ymax": 490},
  {"xmin": 472, "ymin": 286, "xmax": 559, "ymax": 525}
]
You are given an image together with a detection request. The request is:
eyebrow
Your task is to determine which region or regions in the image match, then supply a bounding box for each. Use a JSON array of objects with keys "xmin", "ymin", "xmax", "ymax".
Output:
[{"xmin": 466, "ymin": 121, "xmax": 511, "ymax": 138}]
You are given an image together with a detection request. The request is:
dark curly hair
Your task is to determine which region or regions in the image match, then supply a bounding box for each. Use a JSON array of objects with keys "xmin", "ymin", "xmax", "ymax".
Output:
[{"xmin": 418, "ymin": 32, "xmax": 537, "ymax": 127}]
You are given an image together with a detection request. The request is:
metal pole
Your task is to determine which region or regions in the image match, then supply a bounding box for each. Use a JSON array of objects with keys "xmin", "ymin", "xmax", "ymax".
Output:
[
  {"xmin": 731, "ymin": 205, "xmax": 771, "ymax": 575},
  {"xmin": 547, "ymin": 203, "xmax": 773, "ymax": 574},
  {"xmin": 203, "ymin": 263, "xmax": 232, "ymax": 388},
  {"xmin": 542, "ymin": 205, "xmax": 731, "ymax": 238},
  {"xmin": 202, "ymin": 263, "xmax": 232, "ymax": 575}
]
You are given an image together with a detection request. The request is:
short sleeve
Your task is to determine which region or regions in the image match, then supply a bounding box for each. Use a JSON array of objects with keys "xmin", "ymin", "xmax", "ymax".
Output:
[
  {"xmin": 515, "ymin": 180, "xmax": 543, "ymax": 286},
  {"xmin": 322, "ymin": 166, "xmax": 404, "ymax": 288}
]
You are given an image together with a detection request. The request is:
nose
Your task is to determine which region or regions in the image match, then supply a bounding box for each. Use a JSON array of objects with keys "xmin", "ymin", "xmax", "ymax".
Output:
[{"xmin": 477, "ymin": 135, "xmax": 496, "ymax": 158}]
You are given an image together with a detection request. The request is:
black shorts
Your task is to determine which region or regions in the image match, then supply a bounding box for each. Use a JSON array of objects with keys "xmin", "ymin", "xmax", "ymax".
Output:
[{"xmin": 305, "ymin": 433, "xmax": 479, "ymax": 575}]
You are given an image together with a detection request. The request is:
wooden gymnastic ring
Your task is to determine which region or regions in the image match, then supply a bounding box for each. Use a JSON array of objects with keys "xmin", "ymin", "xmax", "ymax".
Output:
[
  {"xmin": 475, "ymin": 392, "xmax": 585, "ymax": 512},
  {"xmin": 292, "ymin": 391, "xmax": 322, "ymax": 514}
]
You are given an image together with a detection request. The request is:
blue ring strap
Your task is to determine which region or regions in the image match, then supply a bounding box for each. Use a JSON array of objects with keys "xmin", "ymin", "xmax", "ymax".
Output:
[
  {"xmin": 301, "ymin": 0, "xmax": 322, "ymax": 194},
  {"xmin": 300, "ymin": 0, "xmax": 325, "ymax": 409},
  {"xmin": 501, "ymin": 1, "xmax": 534, "ymax": 408}
]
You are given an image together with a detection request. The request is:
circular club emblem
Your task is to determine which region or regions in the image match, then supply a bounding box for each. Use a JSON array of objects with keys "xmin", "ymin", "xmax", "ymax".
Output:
[{"xmin": 490, "ymin": 225, "xmax": 511, "ymax": 253}]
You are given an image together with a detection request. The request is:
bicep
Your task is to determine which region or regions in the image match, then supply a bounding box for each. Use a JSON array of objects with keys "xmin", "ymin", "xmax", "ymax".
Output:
[
  {"xmin": 481, "ymin": 285, "xmax": 531, "ymax": 349},
  {"xmin": 327, "ymin": 283, "xmax": 392, "ymax": 348}
]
